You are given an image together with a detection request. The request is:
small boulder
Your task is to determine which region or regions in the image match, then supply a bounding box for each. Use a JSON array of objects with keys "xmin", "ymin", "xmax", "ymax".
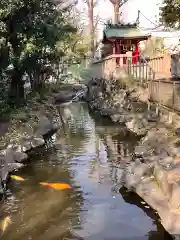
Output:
[
  {"xmin": 35, "ymin": 116, "xmax": 53, "ymax": 136},
  {"xmin": 169, "ymin": 183, "xmax": 180, "ymax": 209},
  {"xmin": 175, "ymin": 128, "xmax": 180, "ymax": 137},
  {"xmin": 133, "ymin": 163, "xmax": 152, "ymax": 177},
  {"xmin": 110, "ymin": 114, "xmax": 126, "ymax": 124},
  {"xmin": 134, "ymin": 145, "xmax": 154, "ymax": 159},
  {"xmin": 21, "ymin": 140, "xmax": 32, "ymax": 152},
  {"xmin": 124, "ymin": 172, "xmax": 141, "ymax": 189},
  {"xmin": 7, "ymin": 162, "xmax": 24, "ymax": 171},
  {"xmin": 147, "ymin": 112, "xmax": 159, "ymax": 122},
  {"xmin": 31, "ymin": 138, "xmax": 45, "ymax": 148},
  {"xmin": 167, "ymin": 163, "xmax": 180, "ymax": 183},
  {"xmin": 159, "ymin": 156, "xmax": 174, "ymax": 167},
  {"xmin": 13, "ymin": 151, "xmax": 28, "ymax": 163},
  {"xmin": 125, "ymin": 118, "xmax": 148, "ymax": 136},
  {"xmin": 0, "ymin": 167, "xmax": 9, "ymax": 182}
]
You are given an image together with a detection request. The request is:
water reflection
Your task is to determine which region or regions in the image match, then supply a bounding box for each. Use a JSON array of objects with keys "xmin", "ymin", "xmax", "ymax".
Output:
[{"xmin": 0, "ymin": 102, "xmax": 173, "ymax": 240}]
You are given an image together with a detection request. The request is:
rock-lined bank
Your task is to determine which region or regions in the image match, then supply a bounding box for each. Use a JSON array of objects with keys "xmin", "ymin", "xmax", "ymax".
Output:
[
  {"xmin": 86, "ymin": 77, "xmax": 159, "ymax": 136},
  {"xmin": 0, "ymin": 83, "xmax": 87, "ymax": 197},
  {"xmin": 86, "ymin": 77, "xmax": 180, "ymax": 237}
]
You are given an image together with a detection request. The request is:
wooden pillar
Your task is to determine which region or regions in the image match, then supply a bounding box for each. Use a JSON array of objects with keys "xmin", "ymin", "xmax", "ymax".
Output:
[
  {"xmin": 116, "ymin": 40, "xmax": 120, "ymax": 65},
  {"xmin": 116, "ymin": 40, "xmax": 120, "ymax": 54},
  {"xmin": 113, "ymin": 41, "xmax": 116, "ymax": 54}
]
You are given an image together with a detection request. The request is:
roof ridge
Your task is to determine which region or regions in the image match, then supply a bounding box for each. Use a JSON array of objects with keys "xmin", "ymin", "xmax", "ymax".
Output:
[{"xmin": 105, "ymin": 22, "xmax": 138, "ymax": 30}]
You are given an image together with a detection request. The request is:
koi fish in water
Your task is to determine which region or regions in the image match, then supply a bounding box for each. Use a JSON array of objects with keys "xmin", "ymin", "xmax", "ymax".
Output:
[
  {"xmin": 10, "ymin": 175, "xmax": 25, "ymax": 181},
  {"xmin": 1, "ymin": 216, "xmax": 11, "ymax": 233},
  {"xmin": 39, "ymin": 182, "xmax": 71, "ymax": 190}
]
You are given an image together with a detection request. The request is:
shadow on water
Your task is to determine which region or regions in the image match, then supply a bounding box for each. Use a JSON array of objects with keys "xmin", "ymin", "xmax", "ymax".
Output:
[
  {"xmin": 0, "ymin": 102, "xmax": 174, "ymax": 240},
  {"xmin": 119, "ymin": 187, "xmax": 173, "ymax": 240}
]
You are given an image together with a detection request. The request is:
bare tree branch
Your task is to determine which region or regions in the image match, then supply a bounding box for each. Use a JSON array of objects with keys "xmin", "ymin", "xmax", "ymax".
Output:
[
  {"xmin": 108, "ymin": 0, "xmax": 129, "ymax": 23},
  {"xmin": 119, "ymin": 0, "xmax": 128, "ymax": 8}
]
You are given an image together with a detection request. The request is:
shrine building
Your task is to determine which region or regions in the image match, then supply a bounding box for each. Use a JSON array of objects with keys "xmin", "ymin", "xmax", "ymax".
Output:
[{"xmin": 101, "ymin": 22, "xmax": 151, "ymax": 65}]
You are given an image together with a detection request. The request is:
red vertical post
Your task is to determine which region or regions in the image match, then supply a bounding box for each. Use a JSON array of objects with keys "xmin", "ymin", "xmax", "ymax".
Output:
[
  {"xmin": 123, "ymin": 40, "xmax": 126, "ymax": 64},
  {"xmin": 132, "ymin": 42, "xmax": 139, "ymax": 64},
  {"xmin": 116, "ymin": 40, "xmax": 120, "ymax": 65}
]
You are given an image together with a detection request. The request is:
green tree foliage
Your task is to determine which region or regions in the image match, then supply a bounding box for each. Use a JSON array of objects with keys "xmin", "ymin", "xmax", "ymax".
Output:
[
  {"xmin": 56, "ymin": 32, "xmax": 89, "ymax": 61},
  {"xmin": 142, "ymin": 37, "xmax": 165, "ymax": 57},
  {"xmin": 0, "ymin": 0, "xmax": 86, "ymax": 106},
  {"xmin": 160, "ymin": 0, "xmax": 180, "ymax": 29}
]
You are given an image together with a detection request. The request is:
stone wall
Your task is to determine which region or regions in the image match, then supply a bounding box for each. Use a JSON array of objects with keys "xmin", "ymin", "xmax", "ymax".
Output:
[
  {"xmin": 86, "ymin": 55, "xmax": 180, "ymax": 237},
  {"xmin": 149, "ymin": 79, "xmax": 180, "ymax": 112},
  {"xmin": 85, "ymin": 77, "xmax": 180, "ymax": 237}
]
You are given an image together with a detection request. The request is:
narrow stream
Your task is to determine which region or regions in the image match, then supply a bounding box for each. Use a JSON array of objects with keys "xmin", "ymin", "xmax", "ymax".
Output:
[{"xmin": 0, "ymin": 102, "xmax": 173, "ymax": 240}]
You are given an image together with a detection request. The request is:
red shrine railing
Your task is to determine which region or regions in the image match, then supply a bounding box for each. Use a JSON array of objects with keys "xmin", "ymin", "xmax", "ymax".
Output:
[{"xmin": 115, "ymin": 54, "xmax": 139, "ymax": 65}]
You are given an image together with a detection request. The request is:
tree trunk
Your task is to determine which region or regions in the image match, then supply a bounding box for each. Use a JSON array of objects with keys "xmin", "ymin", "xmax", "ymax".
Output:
[
  {"xmin": 113, "ymin": 3, "xmax": 119, "ymax": 24},
  {"xmin": 88, "ymin": 4, "xmax": 95, "ymax": 58},
  {"xmin": 29, "ymin": 73, "xmax": 33, "ymax": 90},
  {"xmin": 8, "ymin": 68, "xmax": 24, "ymax": 105}
]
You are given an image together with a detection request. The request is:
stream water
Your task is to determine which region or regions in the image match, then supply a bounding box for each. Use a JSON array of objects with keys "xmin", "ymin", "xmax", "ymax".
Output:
[{"xmin": 0, "ymin": 102, "xmax": 173, "ymax": 240}]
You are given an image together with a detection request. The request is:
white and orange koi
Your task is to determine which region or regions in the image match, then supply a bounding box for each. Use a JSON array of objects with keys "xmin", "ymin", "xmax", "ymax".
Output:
[{"xmin": 39, "ymin": 182, "xmax": 71, "ymax": 190}]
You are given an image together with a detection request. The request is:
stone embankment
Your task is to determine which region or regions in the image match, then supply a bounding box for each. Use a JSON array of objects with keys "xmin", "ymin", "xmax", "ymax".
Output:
[
  {"xmin": 85, "ymin": 77, "xmax": 180, "ymax": 237},
  {"xmin": 0, "ymin": 83, "xmax": 87, "ymax": 197}
]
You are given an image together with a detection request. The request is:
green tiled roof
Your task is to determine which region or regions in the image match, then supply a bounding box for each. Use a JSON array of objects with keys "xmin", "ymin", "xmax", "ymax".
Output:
[{"xmin": 104, "ymin": 27, "xmax": 150, "ymax": 39}]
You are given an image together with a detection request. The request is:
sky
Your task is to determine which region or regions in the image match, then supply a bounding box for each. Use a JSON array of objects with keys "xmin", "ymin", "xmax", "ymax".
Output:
[
  {"xmin": 121, "ymin": 0, "xmax": 161, "ymax": 27},
  {"xmin": 96, "ymin": 0, "xmax": 161, "ymax": 28},
  {"xmin": 77, "ymin": 0, "xmax": 161, "ymax": 34},
  {"xmin": 77, "ymin": 0, "xmax": 180, "ymax": 45}
]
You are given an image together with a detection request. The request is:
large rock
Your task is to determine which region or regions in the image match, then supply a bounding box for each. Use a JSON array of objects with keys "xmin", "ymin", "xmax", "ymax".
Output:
[
  {"xmin": 35, "ymin": 115, "xmax": 58, "ymax": 141},
  {"xmin": 125, "ymin": 116, "xmax": 150, "ymax": 136},
  {"xmin": 160, "ymin": 211, "xmax": 180, "ymax": 236},
  {"xmin": 146, "ymin": 112, "xmax": 159, "ymax": 122},
  {"xmin": 133, "ymin": 87, "xmax": 150, "ymax": 103},
  {"xmin": 125, "ymin": 172, "xmax": 142, "ymax": 189},
  {"xmin": 0, "ymin": 167, "xmax": 9, "ymax": 182},
  {"xmin": 153, "ymin": 163, "xmax": 172, "ymax": 199},
  {"xmin": 133, "ymin": 162, "xmax": 152, "ymax": 177},
  {"xmin": 5, "ymin": 145, "xmax": 28, "ymax": 163},
  {"xmin": 14, "ymin": 151, "xmax": 28, "ymax": 163},
  {"xmin": 0, "ymin": 145, "xmax": 27, "ymax": 188},
  {"xmin": 7, "ymin": 162, "xmax": 24, "ymax": 171},
  {"xmin": 134, "ymin": 145, "xmax": 154, "ymax": 159},
  {"xmin": 21, "ymin": 140, "xmax": 32, "ymax": 152},
  {"xmin": 169, "ymin": 183, "xmax": 180, "ymax": 209},
  {"xmin": 136, "ymin": 177, "xmax": 170, "ymax": 212},
  {"xmin": 35, "ymin": 116, "xmax": 53, "ymax": 136},
  {"xmin": 167, "ymin": 163, "xmax": 180, "ymax": 183},
  {"xmin": 159, "ymin": 156, "xmax": 174, "ymax": 167},
  {"xmin": 1, "ymin": 145, "xmax": 17, "ymax": 164},
  {"xmin": 110, "ymin": 114, "xmax": 126, "ymax": 124}
]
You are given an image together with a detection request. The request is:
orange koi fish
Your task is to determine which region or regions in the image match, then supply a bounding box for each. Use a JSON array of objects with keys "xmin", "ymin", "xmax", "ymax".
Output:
[
  {"xmin": 175, "ymin": 157, "xmax": 180, "ymax": 163},
  {"xmin": 39, "ymin": 182, "xmax": 71, "ymax": 190},
  {"xmin": 10, "ymin": 175, "xmax": 25, "ymax": 181},
  {"xmin": 1, "ymin": 216, "xmax": 11, "ymax": 233}
]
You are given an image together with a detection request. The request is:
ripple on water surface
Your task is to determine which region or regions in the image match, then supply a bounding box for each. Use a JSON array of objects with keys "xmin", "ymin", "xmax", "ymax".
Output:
[{"xmin": 0, "ymin": 102, "xmax": 173, "ymax": 240}]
